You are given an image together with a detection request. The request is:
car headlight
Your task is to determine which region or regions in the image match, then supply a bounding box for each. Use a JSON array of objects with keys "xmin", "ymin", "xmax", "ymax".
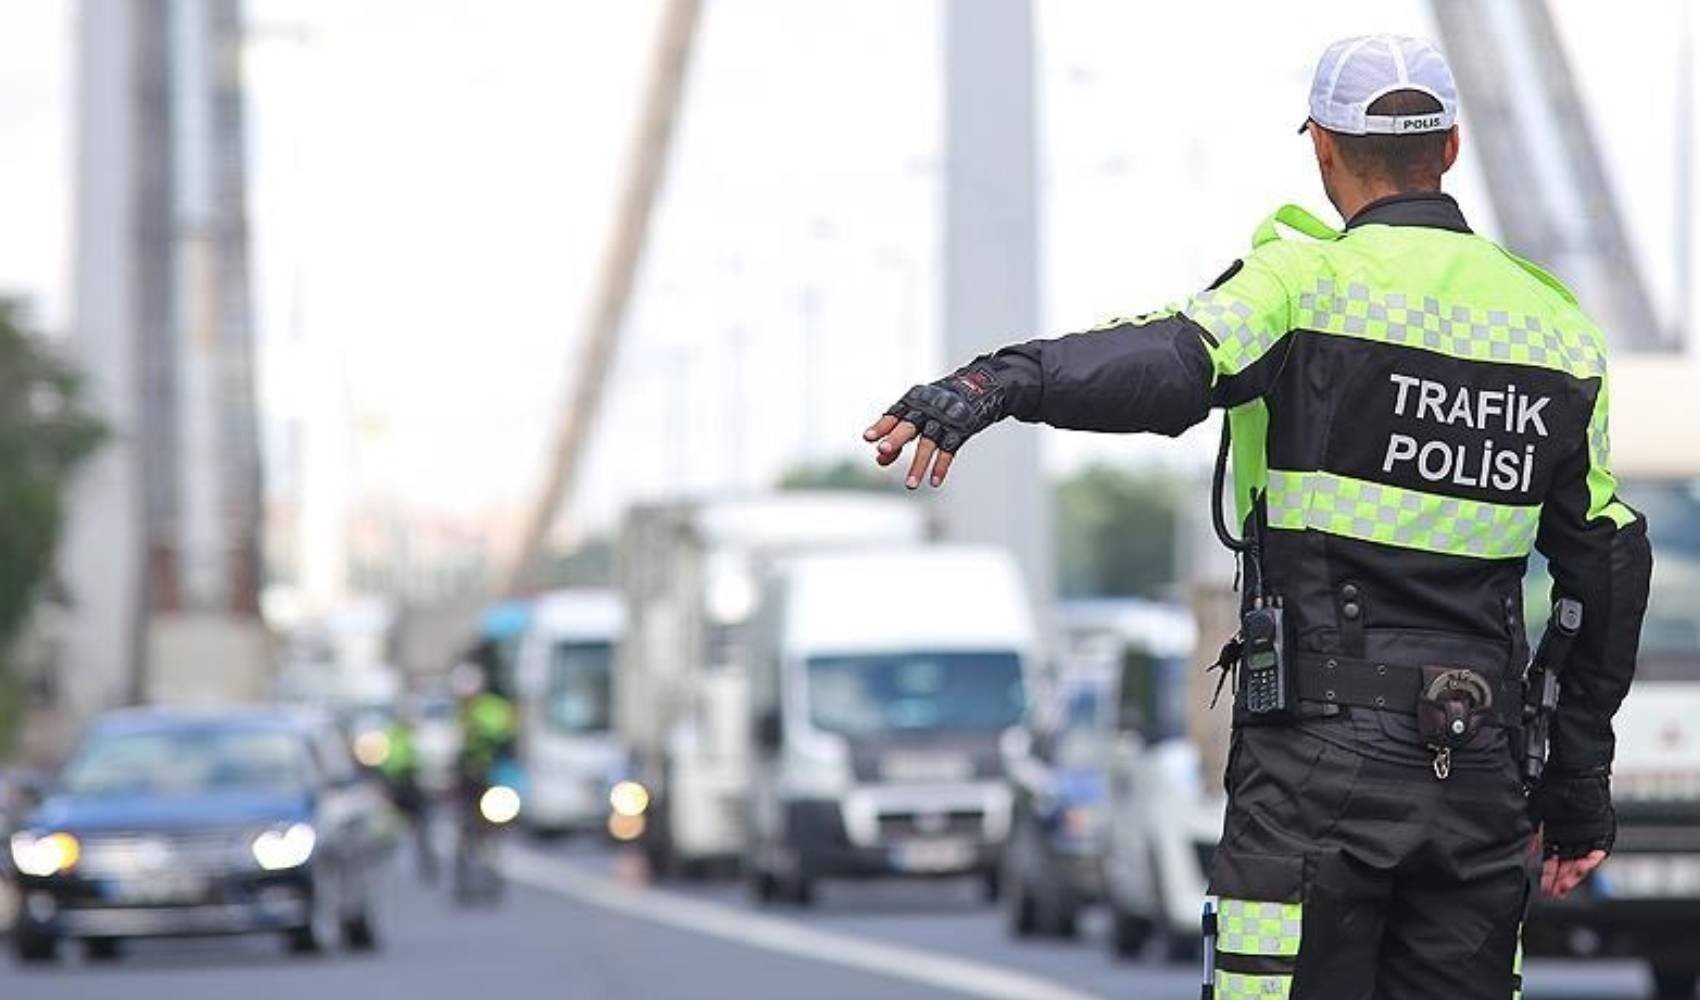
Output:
[
  {"xmin": 479, "ymin": 785, "xmax": 522, "ymax": 825},
  {"xmin": 252, "ymin": 823, "xmax": 317, "ymax": 871},
  {"xmin": 609, "ymin": 781, "xmax": 650, "ymax": 818},
  {"xmin": 9, "ymin": 832, "xmax": 80, "ymax": 877}
]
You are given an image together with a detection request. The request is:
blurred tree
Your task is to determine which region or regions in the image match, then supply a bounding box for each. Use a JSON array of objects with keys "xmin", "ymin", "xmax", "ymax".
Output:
[
  {"xmin": 0, "ymin": 302, "xmax": 106, "ymax": 752},
  {"xmin": 1054, "ymin": 465, "xmax": 1182, "ymax": 598},
  {"xmin": 549, "ymin": 535, "xmax": 615, "ymax": 588},
  {"xmin": 777, "ymin": 458, "xmax": 903, "ymax": 493}
]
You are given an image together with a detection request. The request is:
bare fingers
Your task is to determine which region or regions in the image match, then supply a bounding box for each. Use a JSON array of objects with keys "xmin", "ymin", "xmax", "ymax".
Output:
[
  {"xmin": 873, "ymin": 420, "xmax": 918, "ymax": 466},
  {"xmin": 863, "ymin": 414, "xmax": 899, "ymax": 442},
  {"xmin": 904, "ymin": 437, "xmax": 937, "ymax": 489},
  {"xmin": 1542, "ymin": 850, "xmax": 1607, "ymax": 899},
  {"xmin": 865, "ymin": 414, "xmax": 957, "ymax": 487},
  {"xmin": 930, "ymin": 450, "xmax": 954, "ymax": 487}
]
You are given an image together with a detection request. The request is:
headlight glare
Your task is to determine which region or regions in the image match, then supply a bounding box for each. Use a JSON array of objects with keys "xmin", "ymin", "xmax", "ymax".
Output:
[
  {"xmin": 252, "ymin": 823, "xmax": 317, "ymax": 870},
  {"xmin": 480, "ymin": 785, "xmax": 522, "ymax": 825},
  {"xmin": 9, "ymin": 832, "xmax": 80, "ymax": 877},
  {"xmin": 609, "ymin": 781, "xmax": 650, "ymax": 818}
]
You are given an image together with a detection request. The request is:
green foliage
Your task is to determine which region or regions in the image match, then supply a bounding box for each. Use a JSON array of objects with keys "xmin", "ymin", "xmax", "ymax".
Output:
[
  {"xmin": 1054, "ymin": 465, "xmax": 1182, "ymax": 598},
  {"xmin": 0, "ymin": 302, "xmax": 106, "ymax": 715},
  {"xmin": 778, "ymin": 458, "xmax": 903, "ymax": 493}
]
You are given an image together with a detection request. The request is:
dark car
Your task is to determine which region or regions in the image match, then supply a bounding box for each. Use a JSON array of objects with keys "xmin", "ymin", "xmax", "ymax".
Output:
[
  {"xmin": 6, "ymin": 707, "xmax": 394, "ymax": 963},
  {"xmin": 1003, "ymin": 679, "xmax": 1111, "ymax": 939}
]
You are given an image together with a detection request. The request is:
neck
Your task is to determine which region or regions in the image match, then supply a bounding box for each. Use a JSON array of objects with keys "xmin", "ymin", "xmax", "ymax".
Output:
[{"xmin": 1332, "ymin": 179, "xmax": 1414, "ymax": 221}]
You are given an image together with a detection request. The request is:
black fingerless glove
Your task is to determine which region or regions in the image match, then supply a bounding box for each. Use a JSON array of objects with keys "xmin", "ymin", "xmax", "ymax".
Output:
[
  {"xmin": 884, "ymin": 361, "xmax": 1006, "ymax": 453},
  {"xmin": 1531, "ymin": 768, "xmax": 1615, "ymax": 858}
]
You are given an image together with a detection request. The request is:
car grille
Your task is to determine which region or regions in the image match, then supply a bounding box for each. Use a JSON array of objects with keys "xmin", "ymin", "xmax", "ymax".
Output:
[
  {"xmin": 877, "ymin": 809, "xmax": 984, "ymax": 840},
  {"xmin": 78, "ymin": 830, "xmax": 253, "ymax": 878}
]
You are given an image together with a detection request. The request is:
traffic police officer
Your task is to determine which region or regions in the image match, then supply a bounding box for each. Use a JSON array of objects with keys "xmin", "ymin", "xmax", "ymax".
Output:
[{"xmin": 863, "ymin": 35, "xmax": 1652, "ymax": 999}]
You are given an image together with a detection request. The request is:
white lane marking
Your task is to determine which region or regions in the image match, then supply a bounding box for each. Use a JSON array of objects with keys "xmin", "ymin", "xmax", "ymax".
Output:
[{"xmin": 501, "ymin": 846, "xmax": 1109, "ymax": 1000}]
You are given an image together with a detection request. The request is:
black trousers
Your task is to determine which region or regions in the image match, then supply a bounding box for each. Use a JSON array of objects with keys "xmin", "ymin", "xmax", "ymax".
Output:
[{"xmin": 1207, "ymin": 721, "xmax": 1535, "ymax": 999}]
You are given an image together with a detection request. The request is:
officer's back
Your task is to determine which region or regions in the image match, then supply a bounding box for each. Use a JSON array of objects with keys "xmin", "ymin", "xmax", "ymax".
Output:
[{"xmin": 863, "ymin": 34, "xmax": 1652, "ymax": 1000}]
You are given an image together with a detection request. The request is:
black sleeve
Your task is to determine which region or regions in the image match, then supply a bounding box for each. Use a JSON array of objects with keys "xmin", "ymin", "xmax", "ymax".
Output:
[
  {"xmin": 1534, "ymin": 430, "xmax": 1653, "ymax": 774},
  {"xmin": 982, "ymin": 315, "xmax": 1217, "ymax": 437}
]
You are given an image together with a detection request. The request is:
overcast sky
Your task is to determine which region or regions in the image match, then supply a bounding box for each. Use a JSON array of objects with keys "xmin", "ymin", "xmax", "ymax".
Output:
[{"xmin": 0, "ymin": 1, "xmax": 1692, "ymax": 555}]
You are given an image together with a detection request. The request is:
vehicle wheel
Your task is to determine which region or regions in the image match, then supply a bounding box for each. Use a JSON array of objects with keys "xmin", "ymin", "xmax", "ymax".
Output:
[
  {"xmin": 748, "ymin": 865, "xmax": 778, "ymax": 905},
  {"xmin": 786, "ymin": 872, "xmax": 817, "ymax": 907},
  {"xmin": 342, "ymin": 902, "xmax": 379, "ymax": 952},
  {"xmin": 1108, "ymin": 905, "xmax": 1154, "ymax": 960},
  {"xmin": 12, "ymin": 929, "xmax": 58, "ymax": 964},
  {"xmin": 1652, "ymin": 967, "xmax": 1699, "ymax": 999},
  {"xmin": 289, "ymin": 874, "xmax": 340, "ymax": 954},
  {"xmin": 1006, "ymin": 881, "xmax": 1040, "ymax": 938},
  {"xmin": 1052, "ymin": 897, "xmax": 1080, "ymax": 940},
  {"xmin": 83, "ymin": 937, "xmax": 122, "ymax": 962}
]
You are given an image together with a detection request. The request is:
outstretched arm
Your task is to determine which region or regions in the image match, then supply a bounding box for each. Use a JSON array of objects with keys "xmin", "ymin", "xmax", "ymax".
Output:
[
  {"xmin": 865, "ymin": 252, "xmax": 1299, "ymax": 488},
  {"xmin": 863, "ymin": 314, "xmax": 1218, "ymax": 488}
]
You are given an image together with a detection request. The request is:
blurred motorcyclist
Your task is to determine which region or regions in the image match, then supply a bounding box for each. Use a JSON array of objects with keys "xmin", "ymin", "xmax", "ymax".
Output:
[
  {"xmin": 452, "ymin": 662, "xmax": 518, "ymax": 791},
  {"xmin": 449, "ymin": 662, "xmax": 518, "ymax": 904},
  {"xmin": 378, "ymin": 703, "xmax": 437, "ymax": 883}
]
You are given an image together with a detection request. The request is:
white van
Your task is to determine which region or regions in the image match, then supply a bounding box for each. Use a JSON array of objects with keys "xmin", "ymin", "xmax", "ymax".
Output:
[
  {"xmin": 513, "ymin": 589, "xmax": 625, "ymax": 836},
  {"xmin": 745, "ymin": 546, "xmax": 1036, "ymax": 904}
]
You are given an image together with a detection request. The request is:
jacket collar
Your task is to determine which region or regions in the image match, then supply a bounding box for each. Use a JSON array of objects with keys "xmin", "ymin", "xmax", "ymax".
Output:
[{"xmin": 1345, "ymin": 191, "xmax": 1472, "ymax": 234}]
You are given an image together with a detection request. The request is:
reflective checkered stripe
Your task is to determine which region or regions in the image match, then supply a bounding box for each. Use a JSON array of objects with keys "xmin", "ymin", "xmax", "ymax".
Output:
[
  {"xmin": 1213, "ymin": 898, "xmax": 1301, "ymax": 1000},
  {"xmin": 1216, "ymin": 898, "xmax": 1303, "ymax": 957},
  {"xmin": 1189, "ymin": 288, "xmax": 1289, "ymax": 375},
  {"xmin": 1292, "ymin": 279, "xmax": 1605, "ymax": 379},
  {"xmin": 1265, "ymin": 469, "xmax": 1541, "ymax": 559},
  {"xmin": 1214, "ymin": 970, "xmax": 1293, "ymax": 999},
  {"xmin": 1583, "ymin": 376, "xmax": 1636, "ymax": 528}
]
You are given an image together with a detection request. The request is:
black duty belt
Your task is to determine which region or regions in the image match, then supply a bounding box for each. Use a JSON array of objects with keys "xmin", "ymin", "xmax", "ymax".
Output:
[{"xmin": 1293, "ymin": 653, "xmax": 1518, "ymax": 724}]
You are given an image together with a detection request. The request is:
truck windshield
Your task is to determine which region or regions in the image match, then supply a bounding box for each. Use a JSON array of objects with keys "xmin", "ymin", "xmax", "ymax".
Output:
[
  {"xmin": 1528, "ymin": 478, "xmax": 1700, "ymax": 681},
  {"xmin": 545, "ymin": 641, "xmax": 613, "ymax": 733},
  {"xmin": 806, "ymin": 652, "xmax": 1025, "ymax": 737}
]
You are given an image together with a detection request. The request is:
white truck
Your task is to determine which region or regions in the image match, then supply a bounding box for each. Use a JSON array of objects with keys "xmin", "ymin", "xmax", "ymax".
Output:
[
  {"xmin": 1523, "ymin": 358, "xmax": 1700, "ymax": 996},
  {"xmin": 512, "ymin": 589, "xmax": 625, "ymax": 836},
  {"xmin": 615, "ymin": 493, "xmax": 929, "ymax": 876},
  {"xmin": 744, "ymin": 546, "xmax": 1037, "ymax": 905}
]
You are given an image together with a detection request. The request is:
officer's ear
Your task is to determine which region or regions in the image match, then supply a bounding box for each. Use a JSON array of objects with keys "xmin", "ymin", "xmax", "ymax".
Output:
[
  {"xmin": 1440, "ymin": 125, "xmax": 1461, "ymax": 175},
  {"xmin": 1308, "ymin": 124, "xmax": 1333, "ymax": 170}
]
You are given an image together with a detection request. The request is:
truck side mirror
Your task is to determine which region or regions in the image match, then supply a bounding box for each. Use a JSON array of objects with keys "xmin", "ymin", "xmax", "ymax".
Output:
[{"xmin": 754, "ymin": 708, "xmax": 783, "ymax": 752}]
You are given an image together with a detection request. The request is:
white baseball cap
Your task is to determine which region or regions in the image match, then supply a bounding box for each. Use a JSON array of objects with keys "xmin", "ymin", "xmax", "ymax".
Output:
[{"xmin": 1301, "ymin": 34, "xmax": 1459, "ymax": 136}]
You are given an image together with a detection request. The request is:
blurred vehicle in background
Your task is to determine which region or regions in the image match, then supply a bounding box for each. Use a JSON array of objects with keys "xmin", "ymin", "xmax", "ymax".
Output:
[
  {"xmin": 1002, "ymin": 676, "xmax": 1111, "ymax": 939},
  {"xmin": 744, "ymin": 546, "xmax": 1034, "ymax": 906},
  {"xmin": 7, "ymin": 707, "xmax": 394, "ymax": 963},
  {"xmin": 1523, "ymin": 360, "xmax": 1700, "ymax": 998},
  {"xmin": 616, "ymin": 492, "xmax": 930, "ymax": 877},
  {"xmin": 1075, "ymin": 601, "xmax": 1222, "ymax": 962},
  {"xmin": 512, "ymin": 589, "xmax": 625, "ymax": 838}
]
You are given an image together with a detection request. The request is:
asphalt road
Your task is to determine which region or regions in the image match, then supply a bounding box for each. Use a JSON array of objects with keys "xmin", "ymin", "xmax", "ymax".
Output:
[{"xmin": 0, "ymin": 835, "xmax": 1661, "ymax": 1000}]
